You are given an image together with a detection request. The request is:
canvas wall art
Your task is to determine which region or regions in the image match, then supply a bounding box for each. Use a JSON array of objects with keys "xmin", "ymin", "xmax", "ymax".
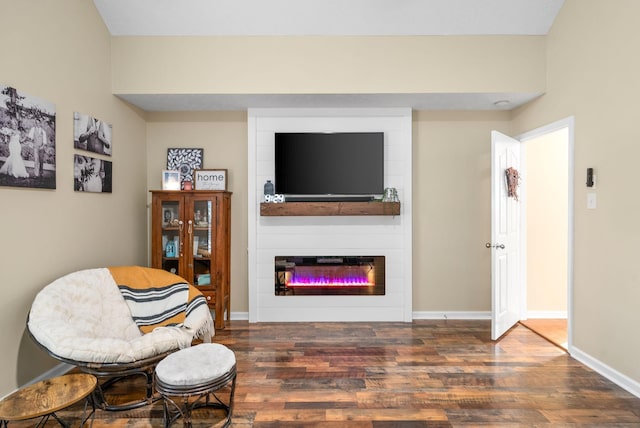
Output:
[
  {"xmin": 0, "ymin": 84, "xmax": 56, "ymax": 189},
  {"xmin": 74, "ymin": 154, "xmax": 112, "ymax": 193},
  {"xmin": 73, "ymin": 112, "xmax": 112, "ymax": 156}
]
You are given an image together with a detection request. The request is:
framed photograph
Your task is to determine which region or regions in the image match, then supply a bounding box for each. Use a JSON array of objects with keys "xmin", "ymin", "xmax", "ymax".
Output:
[
  {"xmin": 162, "ymin": 206, "xmax": 179, "ymax": 226},
  {"xmin": 74, "ymin": 154, "xmax": 112, "ymax": 193},
  {"xmin": 162, "ymin": 170, "xmax": 181, "ymax": 190},
  {"xmin": 0, "ymin": 84, "xmax": 56, "ymax": 190},
  {"xmin": 167, "ymin": 148, "xmax": 203, "ymax": 189},
  {"xmin": 73, "ymin": 112, "xmax": 112, "ymax": 156},
  {"xmin": 194, "ymin": 169, "xmax": 227, "ymax": 190}
]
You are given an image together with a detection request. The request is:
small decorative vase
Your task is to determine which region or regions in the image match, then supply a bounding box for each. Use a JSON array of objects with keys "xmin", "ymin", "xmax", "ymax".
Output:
[
  {"xmin": 264, "ymin": 180, "xmax": 274, "ymax": 196},
  {"xmin": 165, "ymin": 240, "xmax": 176, "ymax": 257}
]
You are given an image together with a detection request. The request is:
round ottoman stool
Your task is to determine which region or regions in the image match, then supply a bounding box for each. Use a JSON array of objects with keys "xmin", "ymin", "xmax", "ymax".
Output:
[{"xmin": 155, "ymin": 343, "xmax": 237, "ymax": 427}]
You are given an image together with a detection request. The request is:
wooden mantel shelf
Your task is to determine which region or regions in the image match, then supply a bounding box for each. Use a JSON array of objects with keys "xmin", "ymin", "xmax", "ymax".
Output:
[{"xmin": 260, "ymin": 201, "xmax": 400, "ymax": 216}]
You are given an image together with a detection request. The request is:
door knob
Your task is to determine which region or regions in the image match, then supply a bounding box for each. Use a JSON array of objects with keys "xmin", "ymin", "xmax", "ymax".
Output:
[{"xmin": 485, "ymin": 242, "xmax": 505, "ymax": 249}]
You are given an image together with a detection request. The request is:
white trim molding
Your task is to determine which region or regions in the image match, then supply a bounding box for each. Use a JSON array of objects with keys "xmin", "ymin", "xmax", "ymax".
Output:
[
  {"xmin": 413, "ymin": 311, "xmax": 491, "ymax": 320},
  {"xmin": 571, "ymin": 347, "xmax": 640, "ymax": 399}
]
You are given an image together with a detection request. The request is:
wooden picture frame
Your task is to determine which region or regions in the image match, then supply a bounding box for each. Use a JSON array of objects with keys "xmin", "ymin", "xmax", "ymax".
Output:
[
  {"xmin": 194, "ymin": 169, "xmax": 227, "ymax": 190},
  {"xmin": 162, "ymin": 170, "xmax": 181, "ymax": 190}
]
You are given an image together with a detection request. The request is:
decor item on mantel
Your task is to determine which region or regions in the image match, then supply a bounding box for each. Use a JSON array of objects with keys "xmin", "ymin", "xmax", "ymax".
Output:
[
  {"xmin": 263, "ymin": 179, "xmax": 274, "ymax": 196},
  {"xmin": 264, "ymin": 193, "xmax": 285, "ymax": 203},
  {"xmin": 382, "ymin": 187, "xmax": 399, "ymax": 202}
]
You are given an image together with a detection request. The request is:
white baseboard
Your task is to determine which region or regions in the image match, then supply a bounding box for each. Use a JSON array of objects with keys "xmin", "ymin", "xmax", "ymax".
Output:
[
  {"xmin": 239, "ymin": 311, "xmax": 490, "ymax": 322},
  {"xmin": 570, "ymin": 346, "xmax": 640, "ymax": 399},
  {"xmin": 412, "ymin": 311, "xmax": 491, "ymax": 320},
  {"xmin": 230, "ymin": 311, "xmax": 249, "ymax": 321},
  {"xmin": 525, "ymin": 310, "xmax": 568, "ymax": 319},
  {"xmin": 238, "ymin": 311, "xmax": 570, "ymax": 322}
]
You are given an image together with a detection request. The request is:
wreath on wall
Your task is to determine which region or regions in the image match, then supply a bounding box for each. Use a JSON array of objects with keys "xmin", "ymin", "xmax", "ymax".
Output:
[{"xmin": 505, "ymin": 167, "xmax": 520, "ymax": 201}]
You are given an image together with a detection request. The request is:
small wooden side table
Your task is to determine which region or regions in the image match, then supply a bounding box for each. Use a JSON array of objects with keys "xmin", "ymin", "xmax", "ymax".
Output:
[{"xmin": 0, "ymin": 373, "xmax": 97, "ymax": 427}]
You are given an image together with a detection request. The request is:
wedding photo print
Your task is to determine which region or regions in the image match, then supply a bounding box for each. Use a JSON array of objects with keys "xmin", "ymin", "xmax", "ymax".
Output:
[
  {"xmin": 74, "ymin": 154, "xmax": 112, "ymax": 193},
  {"xmin": 0, "ymin": 84, "xmax": 56, "ymax": 189},
  {"xmin": 73, "ymin": 111, "xmax": 112, "ymax": 156}
]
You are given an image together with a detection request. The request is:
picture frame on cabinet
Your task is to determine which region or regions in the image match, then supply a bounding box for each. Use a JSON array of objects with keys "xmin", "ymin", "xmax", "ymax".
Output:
[
  {"xmin": 167, "ymin": 148, "xmax": 203, "ymax": 188},
  {"xmin": 194, "ymin": 169, "xmax": 227, "ymax": 190},
  {"xmin": 162, "ymin": 170, "xmax": 181, "ymax": 190}
]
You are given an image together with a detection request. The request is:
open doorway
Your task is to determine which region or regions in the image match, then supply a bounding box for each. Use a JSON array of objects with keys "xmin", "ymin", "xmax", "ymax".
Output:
[{"xmin": 518, "ymin": 119, "xmax": 573, "ymax": 351}]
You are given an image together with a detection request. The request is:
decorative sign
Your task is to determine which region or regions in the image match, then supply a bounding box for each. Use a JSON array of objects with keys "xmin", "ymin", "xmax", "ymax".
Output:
[{"xmin": 194, "ymin": 169, "xmax": 227, "ymax": 190}]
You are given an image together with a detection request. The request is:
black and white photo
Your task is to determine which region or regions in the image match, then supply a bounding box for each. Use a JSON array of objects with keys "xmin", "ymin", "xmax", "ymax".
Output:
[
  {"xmin": 74, "ymin": 112, "xmax": 112, "ymax": 156},
  {"xmin": 0, "ymin": 84, "xmax": 56, "ymax": 189},
  {"xmin": 74, "ymin": 154, "xmax": 112, "ymax": 193}
]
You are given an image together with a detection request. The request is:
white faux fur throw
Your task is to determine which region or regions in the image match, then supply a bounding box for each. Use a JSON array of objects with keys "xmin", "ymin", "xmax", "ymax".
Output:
[{"xmin": 28, "ymin": 267, "xmax": 214, "ymax": 364}]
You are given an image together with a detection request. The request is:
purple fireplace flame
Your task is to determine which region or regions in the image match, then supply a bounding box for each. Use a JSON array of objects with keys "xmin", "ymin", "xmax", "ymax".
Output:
[
  {"xmin": 287, "ymin": 270, "xmax": 373, "ymax": 287},
  {"xmin": 275, "ymin": 256, "xmax": 385, "ymax": 295}
]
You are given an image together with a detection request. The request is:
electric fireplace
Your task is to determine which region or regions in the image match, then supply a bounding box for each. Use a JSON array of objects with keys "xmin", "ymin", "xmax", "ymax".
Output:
[{"xmin": 275, "ymin": 256, "xmax": 385, "ymax": 296}]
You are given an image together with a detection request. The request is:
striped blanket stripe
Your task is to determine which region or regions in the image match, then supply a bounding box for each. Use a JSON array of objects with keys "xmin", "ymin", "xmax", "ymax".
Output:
[{"xmin": 109, "ymin": 266, "xmax": 208, "ymax": 334}]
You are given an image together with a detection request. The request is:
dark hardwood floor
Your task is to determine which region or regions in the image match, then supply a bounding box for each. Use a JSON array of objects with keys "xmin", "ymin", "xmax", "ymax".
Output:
[{"xmin": 10, "ymin": 320, "xmax": 640, "ymax": 427}]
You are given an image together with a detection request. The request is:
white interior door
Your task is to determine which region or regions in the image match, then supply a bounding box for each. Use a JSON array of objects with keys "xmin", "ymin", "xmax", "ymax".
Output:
[{"xmin": 490, "ymin": 131, "xmax": 522, "ymax": 340}]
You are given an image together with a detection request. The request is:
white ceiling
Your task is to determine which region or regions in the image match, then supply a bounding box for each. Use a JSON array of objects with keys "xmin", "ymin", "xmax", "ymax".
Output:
[{"xmin": 93, "ymin": 0, "xmax": 564, "ymax": 111}]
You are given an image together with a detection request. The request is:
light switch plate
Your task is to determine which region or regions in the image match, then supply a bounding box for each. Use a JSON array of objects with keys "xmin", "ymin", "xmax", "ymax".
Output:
[{"xmin": 587, "ymin": 193, "xmax": 597, "ymax": 209}]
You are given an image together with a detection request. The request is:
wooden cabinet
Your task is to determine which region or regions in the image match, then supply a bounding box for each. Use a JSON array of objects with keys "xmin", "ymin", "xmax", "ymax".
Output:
[{"xmin": 151, "ymin": 190, "xmax": 231, "ymax": 329}]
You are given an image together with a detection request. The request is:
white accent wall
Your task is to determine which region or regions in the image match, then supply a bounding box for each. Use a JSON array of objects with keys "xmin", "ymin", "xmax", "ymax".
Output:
[{"xmin": 247, "ymin": 108, "xmax": 412, "ymax": 322}]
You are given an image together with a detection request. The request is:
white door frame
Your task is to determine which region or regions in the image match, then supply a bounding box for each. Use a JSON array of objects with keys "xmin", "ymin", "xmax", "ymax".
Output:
[{"xmin": 517, "ymin": 116, "xmax": 575, "ymax": 353}]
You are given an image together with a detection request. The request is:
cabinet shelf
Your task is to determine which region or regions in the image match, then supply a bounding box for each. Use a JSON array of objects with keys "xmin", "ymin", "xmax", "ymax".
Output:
[{"xmin": 260, "ymin": 201, "xmax": 400, "ymax": 216}]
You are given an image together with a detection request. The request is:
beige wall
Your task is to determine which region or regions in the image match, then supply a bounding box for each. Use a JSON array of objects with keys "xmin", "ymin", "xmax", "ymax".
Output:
[
  {"xmin": 111, "ymin": 36, "xmax": 546, "ymax": 96},
  {"xmin": 145, "ymin": 112, "xmax": 248, "ymax": 312},
  {"xmin": 512, "ymin": 0, "xmax": 640, "ymax": 381},
  {"xmin": 413, "ymin": 111, "xmax": 512, "ymax": 312},
  {"xmin": 0, "ymin": 1, "xmax": 147, "ymax": 395},
  {"xmin": 525, "ymin": 129, "xmax": 568, "ymax": 313}
]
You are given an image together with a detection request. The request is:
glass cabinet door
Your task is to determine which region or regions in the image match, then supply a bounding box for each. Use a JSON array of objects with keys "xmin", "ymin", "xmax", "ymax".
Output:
[
  {"xmin": 161, "ymin": 200, "xmax": 182, "ymax": 275},
  {"xmin": 189, "ymin": 198, "xmax": 216, "ymax": 287}
]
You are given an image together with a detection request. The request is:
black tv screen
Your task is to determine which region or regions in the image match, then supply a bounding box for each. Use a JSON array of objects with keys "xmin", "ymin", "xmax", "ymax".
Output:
[{"xmin": 274, "ymin": 132, "xmax": 384, "ymax": 200}]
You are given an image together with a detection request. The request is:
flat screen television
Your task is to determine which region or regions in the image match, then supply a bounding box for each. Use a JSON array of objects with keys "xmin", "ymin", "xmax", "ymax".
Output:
[{"xmin": 274, "ymin": 132, "xmax": 384, "ymax": 201}]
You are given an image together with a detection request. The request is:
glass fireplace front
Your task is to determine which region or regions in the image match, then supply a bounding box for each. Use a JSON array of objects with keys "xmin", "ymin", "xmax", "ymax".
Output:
[{"xmin": 275, "ymin": 256, "xmax": 385, "ymax": 296}]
